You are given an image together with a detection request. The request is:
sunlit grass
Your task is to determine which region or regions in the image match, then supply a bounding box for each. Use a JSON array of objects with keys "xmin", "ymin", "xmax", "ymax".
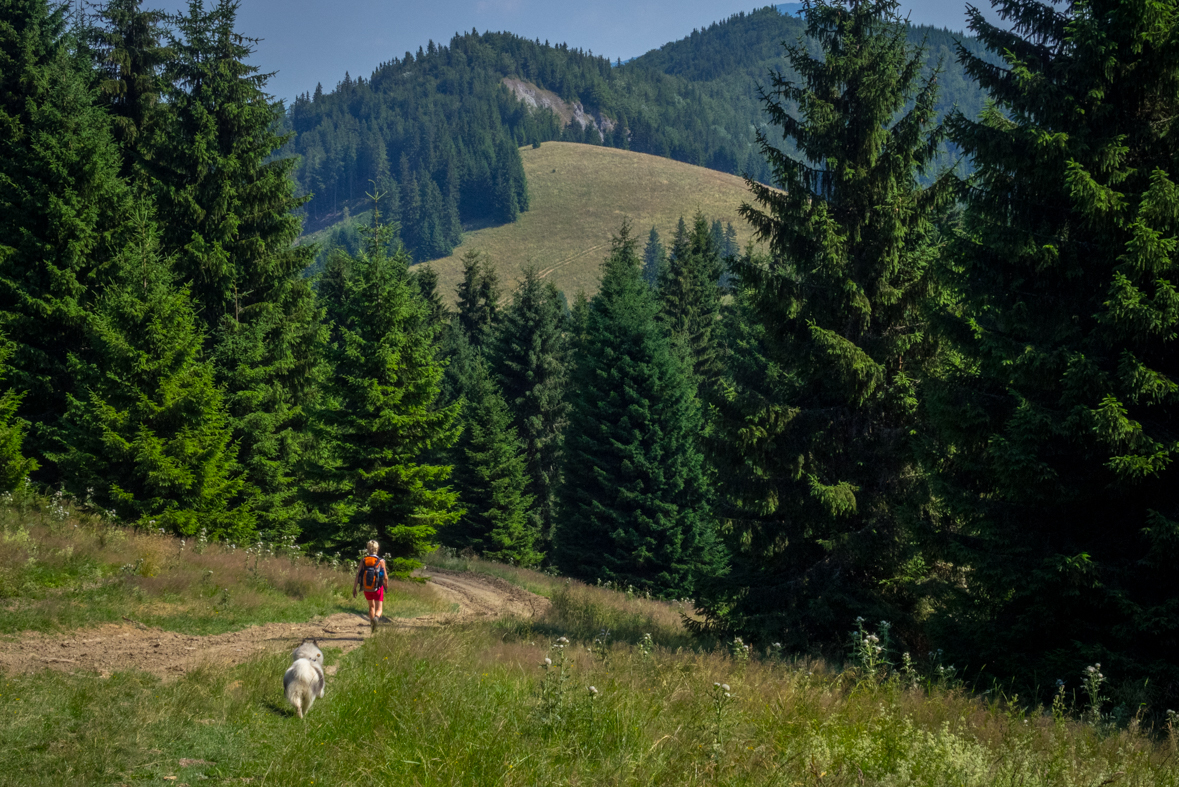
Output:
[{"xmin": 428, "ymin": 142, "xmax": 762, "ymax": 302}]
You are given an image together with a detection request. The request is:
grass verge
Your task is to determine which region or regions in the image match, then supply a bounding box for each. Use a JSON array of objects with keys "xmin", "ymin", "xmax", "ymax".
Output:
[
  {"xmin": 0, "ymin": 497, "xmax": 445, "ymax": 636},
  {"xmin": 1, "ymin": 622, "xmax": 1175, "ymax": 786}
]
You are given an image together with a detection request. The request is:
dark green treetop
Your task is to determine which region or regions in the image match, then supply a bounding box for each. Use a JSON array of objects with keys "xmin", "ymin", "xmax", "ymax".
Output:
[
  {"xmin": 493, "ymin": 266, "xmax": 570, "ymax": 544},
  {"xmin": 702, "ymin": 0, "xmax": 949, "ymax": 648},
  {"xmin": 930, "ymin": 0, "xmax": 1179, "ymax": 691},
  {"xmin": 555, "ymin": 222, "xmax": 726, "ymax": 597}
]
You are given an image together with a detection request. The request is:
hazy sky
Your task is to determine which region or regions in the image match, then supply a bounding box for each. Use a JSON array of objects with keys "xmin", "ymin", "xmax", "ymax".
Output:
[{"xmin": 155, "ymin": 1, "xmax": 999, "ymax": 103}]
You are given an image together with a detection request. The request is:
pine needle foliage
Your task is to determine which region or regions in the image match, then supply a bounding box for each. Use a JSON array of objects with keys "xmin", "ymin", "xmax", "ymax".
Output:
[
  {"xmin": 555, "ymin": 223, "xmax": 726, "ymax": 597},
  {"xmin": 313, "ymin": 224, "xmax": 461, "ymax": 577},
  {"xmin": 446, "ymin": 357, "xmax": 540, "ymax": 567},
  {"xmin": 930, "ymin": 0, "xmax": 1179, "ymax": 693},
  {"xmin": 52, "ymin": 213, "xmax": 253, "ymax": 540},
  {"xmin": 493, "ymin": 267, "xmax": 570, "ymax": 544},
  {"xmin": 0, "ymin": 0, "xmax": 133, "ymax": 468},
  {"xmin": 702, "ymin": 0, "xmax": 950, "ymax": 648}
]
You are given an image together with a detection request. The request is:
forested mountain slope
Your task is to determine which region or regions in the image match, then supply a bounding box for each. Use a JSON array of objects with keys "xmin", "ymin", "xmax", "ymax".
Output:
[{"xmin": 288, "ymin": 5, "xmax": 993, "ymax": 261}]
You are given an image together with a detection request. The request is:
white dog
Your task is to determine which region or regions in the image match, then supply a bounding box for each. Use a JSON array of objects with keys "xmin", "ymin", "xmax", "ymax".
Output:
[{"xmin": 284, "ymin": 638, "xmax": 325, "ymax": 719}]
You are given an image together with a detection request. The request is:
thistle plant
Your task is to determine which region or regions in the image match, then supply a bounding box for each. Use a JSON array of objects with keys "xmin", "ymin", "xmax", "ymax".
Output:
[
  {"xmin": 1081, "ymin": 664, "xmax": 1106, "ymax": 725},
  {"xmin": 537, "ymin": 636, "xmax": 572, "ymax": 727},
  {"xmin": 729, "ymin": 636, "xmax": 751, "ymax": 663},
  {"xmin": 848, "ymin": 617, "xmax": 891, "ymax": 678},
  {"xmin": 589, "ymin": 628, "xmax": 611, "ymax": 664},
  {"xmin": 637, "ymin": 633, "xmax": 654, "ymax": 659},
  {"xmin": 708, "ymin": 681, "xmax": 735, "ymax": 759}
]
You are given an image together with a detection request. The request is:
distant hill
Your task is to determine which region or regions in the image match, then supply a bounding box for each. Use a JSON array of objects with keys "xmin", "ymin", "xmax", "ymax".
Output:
[
  {"xmin": 424, "ymin": 142, "xmax": 760, "ymax": 302},
  {"xmin": 289, "ymin": 5, "xmax": 996, "ymax": 262}
]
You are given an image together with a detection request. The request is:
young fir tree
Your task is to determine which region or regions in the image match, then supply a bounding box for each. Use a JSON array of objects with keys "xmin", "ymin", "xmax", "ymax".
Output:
[
  {"xmin": 445, "ymin": 357, "xmax": 540, "ymax": 566},
  {"xmin": 454, "ymin": 250, "xmax": 502, "ymax": 353},
  {"xmin": 493, "ymin": 267, "xmax": 570, "ymax": 543},
  {"xmin": 929, "ymin": 0, "xmax": 1179, "ymax": 690},
  {"xmin": 315, "ymin": 222, "xmax": 460, "ymax": 576},
  {"xmin": 51, "ymin": 212, "xmax": 253, "ymax": 540},
  {"xmin": 0, "ymin": 0, "xmax": 132, "ymax": 470},
  {"xmin": 700, "ymin": 0, "xmax": 948, "ymax": 648},
  {"xmin": 413, "ymin": 263, "xmax": 449, "ymax": 330},
  {"xmin": 149, "ymin": 0, "xmax": 325, "ymax": 538},
  {"xmin": 555, "ymin": 223, "xmax": 725, "ymax": 597},
  {"xmin": 658, "ymin": 213, "xmax": 725, "ymax": 389},
  {"xmin": 642, "ymin": 226, "xmax": 666, "ymax": 289}
]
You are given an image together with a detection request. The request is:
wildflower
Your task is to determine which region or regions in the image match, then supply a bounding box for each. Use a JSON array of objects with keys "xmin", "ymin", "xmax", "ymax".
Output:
[
  {"xmin": 544, "ymin": 657, "xmax": 552, "ymax": 666},
  {"xmin": 721, "ymin": 684, "xmax": 730, "ymax": 692},
  {"xmin": 588, "ymin": 686, "xmax": 598, "ymax": 695},
  {"xmin": 714, "ymin": 682, "xmax": 721, "ymax": 688}
]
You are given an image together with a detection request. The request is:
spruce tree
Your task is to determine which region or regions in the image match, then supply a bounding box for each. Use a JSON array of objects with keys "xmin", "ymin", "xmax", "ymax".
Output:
[
  {"xmin": 51, "ymin": 213, "xmax": 252, "ymax": 540},
  {"xmin": 657, "ymin": 213, "xmax": 724, "ymax": 389},
  {"xmin": 493, "ymin": 267, "xmax": 570, "ymax": 543},
  {"xmin": 701, "ymin": 0, "xmax": 948, "ymax": 648},
  {"xmin": 930, "ymin": 0, "xmax": 1179, "ymax": 689},
  {"xmin": 0, "ymin": 0, "xmax": 132, "ymax": 469},
  {"xmin": 445, "ymin": 357, "xmax": 539, "ymax": 566},
  {"xmin": 642, "ymin": 226, "xmax": 666, "ymax": 289},
  {"xmin": 555, "ymin": 223, "xmax": 725, "ymax": 597},
  {"xmin": 92, "ymin": 0, "xmax": 169, "ymax": 177},
  {"xmin": 454, "ymin": 250, "xmax": 502, "ymax": 352},
  {"xmin": 315, "ymin": 224, "xmax": 460, "ymax": 576},
  {"xmin": 149, "ymin": 0, "xmax": 325, "ymax": 537}
]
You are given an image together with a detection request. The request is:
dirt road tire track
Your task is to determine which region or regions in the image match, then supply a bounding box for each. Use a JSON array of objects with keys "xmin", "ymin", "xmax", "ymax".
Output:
[{"xmin": 0, "ymin": 568, "xmax": 548, "ymax": 680}]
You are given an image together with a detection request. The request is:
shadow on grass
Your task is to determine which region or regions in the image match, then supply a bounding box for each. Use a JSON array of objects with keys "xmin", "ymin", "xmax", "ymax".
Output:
[{"xmin": 262, "ymin": 699, "xmax": 295, "ymax": 718}]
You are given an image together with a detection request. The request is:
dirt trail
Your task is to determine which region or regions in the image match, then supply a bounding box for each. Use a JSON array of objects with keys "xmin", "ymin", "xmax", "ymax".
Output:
[{"xmin": 0, "ymin": 568, "xmax": 548, "ymax": 681}]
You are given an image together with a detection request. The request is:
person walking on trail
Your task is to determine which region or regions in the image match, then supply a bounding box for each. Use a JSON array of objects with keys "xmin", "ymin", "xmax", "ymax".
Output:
[{"xmin": 352, "ymin": 541, "xmax": 388, "ymax": 633}]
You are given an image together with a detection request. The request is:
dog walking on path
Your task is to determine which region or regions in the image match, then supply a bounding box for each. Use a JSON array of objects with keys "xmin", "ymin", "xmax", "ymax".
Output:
[{"xmin": 284, "ymin": 638, "xmax": 325, "ymax": 719}]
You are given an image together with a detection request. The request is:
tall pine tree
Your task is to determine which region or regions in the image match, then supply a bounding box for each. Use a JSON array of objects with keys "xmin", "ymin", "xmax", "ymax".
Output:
[
  {"xmin": 701, "ymin": 0, "xmax": 948, "ymax": 648},
  {"xmin": 314, "ymin": 224, "xmax": 460, "ymax": 576},
  {"xmin": 493, "ymin": 266, "xmax": 570, "ymax": 544},
  {"xmin": 445, "ymin": 357, "xmax": 539, "ymax": 566},
  {"xmin": 555, "ymin": 223, "xmax": 725, "ymax": 597},
  {"xmin": 0, "ymin": 0, "xmax": 132, "ymax": 472},
  {"xmin": 51, "ymin": 212, "xmax": 252, "ymax": 540},
  {"xmin": 930, "ymin": 0, "xmax": 1179, "ymax": 694},
  {"xmin": 149, "ymin": 0, "xmax": 325, "ymax": 538}
]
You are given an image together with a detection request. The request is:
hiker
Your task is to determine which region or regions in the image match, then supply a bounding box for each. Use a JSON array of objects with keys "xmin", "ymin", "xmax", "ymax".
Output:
[{"xmin": 352, "ymin": 540, "xmax": 388, "ymax": 632}]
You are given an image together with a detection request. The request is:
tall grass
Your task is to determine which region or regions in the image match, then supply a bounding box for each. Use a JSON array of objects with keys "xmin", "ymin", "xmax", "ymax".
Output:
[
  {"xmin": 0, "ymin": 494, "xmax": 444, "ymax": 635},
  {"xmin": 2, "ymin": 622, "xmax": 1176, "ymax": 786}
]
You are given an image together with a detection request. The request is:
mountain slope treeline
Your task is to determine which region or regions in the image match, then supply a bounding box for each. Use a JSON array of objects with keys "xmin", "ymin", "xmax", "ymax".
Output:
[{"xmin": 291, "ymin": 5, "xmax": 996, "ymax": 263}]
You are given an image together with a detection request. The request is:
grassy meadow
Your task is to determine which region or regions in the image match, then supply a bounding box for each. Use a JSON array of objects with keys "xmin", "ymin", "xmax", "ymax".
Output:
[
  {"xmin": 1, "ymin": 499, "xmax": 1177, "ymax": 785},
  {"xmin": 428, "ymin": 142, "xmax": 761, "ymax": 302},
  {"xmin": 0, "ymin": 491, "xmax": 443, "ymax": 636}
]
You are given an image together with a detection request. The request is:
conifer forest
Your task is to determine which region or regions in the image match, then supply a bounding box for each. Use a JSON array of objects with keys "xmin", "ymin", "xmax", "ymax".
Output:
[{"xmin": 1, "ymin": 0, "xmax": 1177, "ymax": 711}]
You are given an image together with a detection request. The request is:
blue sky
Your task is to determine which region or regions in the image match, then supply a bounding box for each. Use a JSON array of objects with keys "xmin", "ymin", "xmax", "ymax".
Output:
[{"xmin": 156, "ymin": 1, "xmax": 1000, "ymax": 103}]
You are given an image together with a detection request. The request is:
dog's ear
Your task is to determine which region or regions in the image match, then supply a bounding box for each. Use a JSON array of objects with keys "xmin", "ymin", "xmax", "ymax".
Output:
[{"xmin": 312, "ymin": 638, "xmax": 319, "ymax": 646}]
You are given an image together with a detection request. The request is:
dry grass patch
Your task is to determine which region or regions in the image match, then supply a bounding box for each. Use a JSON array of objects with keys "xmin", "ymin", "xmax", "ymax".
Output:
[{"xmin": 427, "ymin": 142, "xmax": 762, "ymax": 302}]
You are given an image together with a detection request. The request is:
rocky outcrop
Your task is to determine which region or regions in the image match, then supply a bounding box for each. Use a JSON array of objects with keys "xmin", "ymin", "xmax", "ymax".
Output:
[{"xmin": 503, "ymin": 77, "xmax": 616, "ymax": 142}]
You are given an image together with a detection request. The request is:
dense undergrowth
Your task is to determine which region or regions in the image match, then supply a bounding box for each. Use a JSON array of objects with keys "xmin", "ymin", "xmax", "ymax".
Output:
[{"xmin": 0, "ymin": 492, "xmax": 444, "ymax": 635}]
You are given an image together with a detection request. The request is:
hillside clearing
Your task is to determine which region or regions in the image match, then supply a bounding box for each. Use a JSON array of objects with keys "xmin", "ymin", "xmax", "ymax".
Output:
[{"xmin": 428, "ymin": 142, "xmax": 761, "ymax": 301}]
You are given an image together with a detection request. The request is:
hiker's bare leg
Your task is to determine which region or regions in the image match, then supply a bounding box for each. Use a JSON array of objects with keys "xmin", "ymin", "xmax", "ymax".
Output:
[
  {"xmin": 367, "ymin": 597, "xmax": 377, "ymax": 622},
  {"xmin": 374, "ymin": 599, "xmax": 384, "ymax": 619}
]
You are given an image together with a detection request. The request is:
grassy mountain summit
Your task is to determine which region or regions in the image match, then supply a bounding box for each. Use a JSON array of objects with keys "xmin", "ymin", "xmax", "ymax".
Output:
[
  {"xmin": 426, "ymin": 142, "xmax": 758, "ymax": 302},
  {"xmin": 290, "ymin": 6, "xmax": 993, "ymax": 262}
]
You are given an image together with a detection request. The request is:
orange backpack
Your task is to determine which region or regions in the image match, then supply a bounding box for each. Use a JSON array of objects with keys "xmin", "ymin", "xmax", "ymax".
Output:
[{"xmin": 360, "ymin": 555, "xmax": 383, "ymax": 591}]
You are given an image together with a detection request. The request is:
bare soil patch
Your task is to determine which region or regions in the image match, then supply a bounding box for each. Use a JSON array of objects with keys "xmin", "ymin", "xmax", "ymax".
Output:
[{"xmin": 0, "ymin": 568, "xmax": 548, "ymax": 680}]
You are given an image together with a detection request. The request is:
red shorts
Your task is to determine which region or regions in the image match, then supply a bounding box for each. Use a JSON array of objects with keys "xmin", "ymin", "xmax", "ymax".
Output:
[{"xmin": 363, "ymin": 587, "xmax": 384, "ymax": 601}]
